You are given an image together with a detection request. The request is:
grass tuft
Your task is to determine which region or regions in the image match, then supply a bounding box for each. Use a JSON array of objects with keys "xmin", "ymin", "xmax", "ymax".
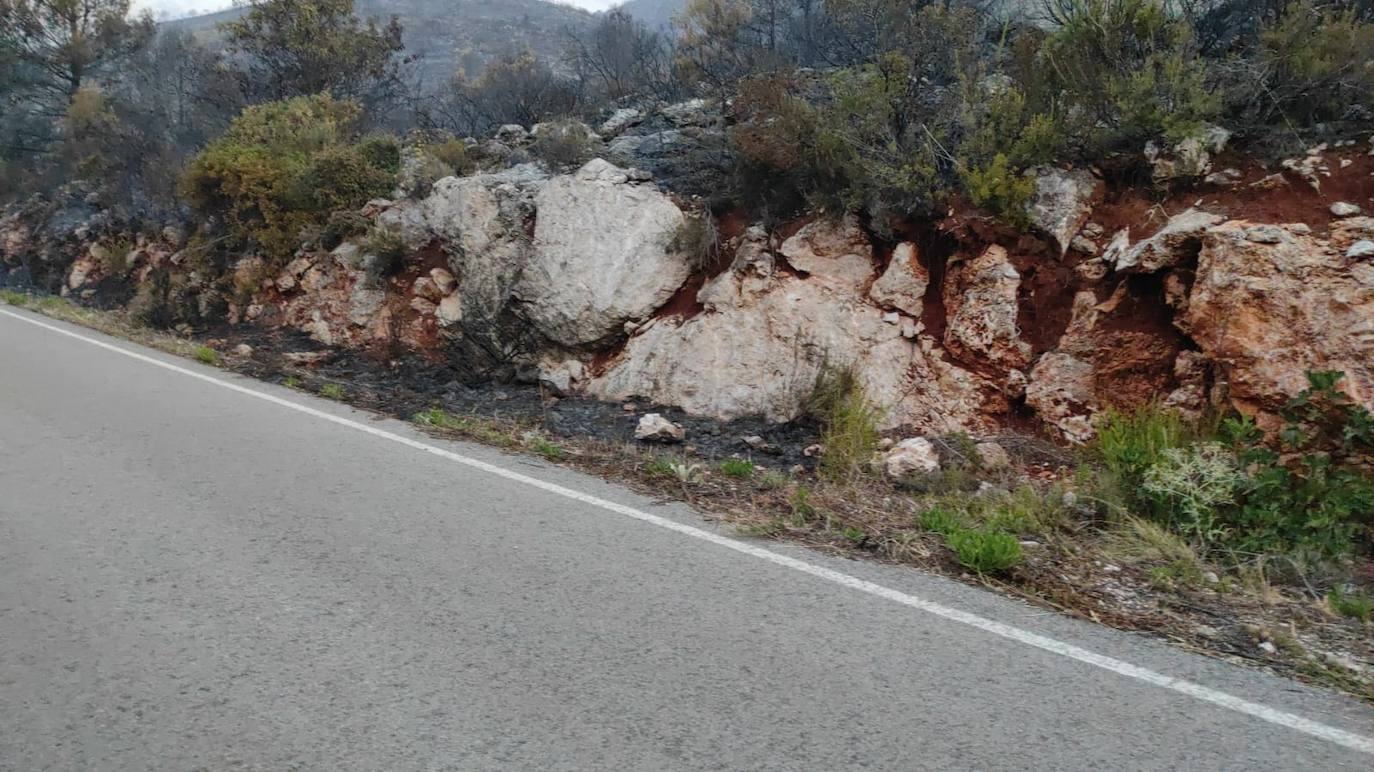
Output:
[
  {"xmin": 807, "ymin": 365, "xmax": 883, "ymax": 483},
  {"xmin": 194, "ymin": 345, "xmax": 222, "ymax": 366},
  {"xmin": 719, "ymin": 458, "xmax": 755, "ymax": 478},
  {"xmin": 320, "ymin": 383, "xmax": 345, "ymax": 400}
]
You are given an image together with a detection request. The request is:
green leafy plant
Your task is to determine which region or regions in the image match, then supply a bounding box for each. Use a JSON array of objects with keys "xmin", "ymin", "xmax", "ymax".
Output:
[
  {"xmin": 947, "ymin": 528, "xmax": 1023, "ymax": 574},
  {"xmin": 320, "ymin": 383, "xmax": 345, "ymax": 399},
  {"xmin": 920, "ymin": 505, "xmax": 963, "ymax": 535},
  {"xmin": 180, "ymin": 94, "xmax": 398, "ymax": 260}
]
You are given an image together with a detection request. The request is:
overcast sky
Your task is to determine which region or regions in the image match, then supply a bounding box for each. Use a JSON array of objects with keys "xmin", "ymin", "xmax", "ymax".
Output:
[{"xmin": 134, "ymin": 0, "xmax": 621, "ymax": 21}]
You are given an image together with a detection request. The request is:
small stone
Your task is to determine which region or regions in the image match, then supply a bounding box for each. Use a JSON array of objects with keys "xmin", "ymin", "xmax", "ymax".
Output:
[
  {"xmin": 1069, "ymin": 235, "xmax": 1098, "ymax": 256},
  {"xmin": 1202, "ymin": 571, "xmax": 1220, "ymax": 584},
  {"xmin": 1330, "ymin": 201, "xmax": 1363, "ymax": 217},
  {"xmin": 877, "ymin": 437, "xmax": 895, "ymax": 450},
  {"xmin": 974, "ymin": 441, "xmax": 1011, "ymax": 470},
  {"xmin": 232, "ymin": 343, "xmax": 254, "ymax": 356},
  {"xmin": 1346, "ymin": 239, "xmax": 1374, "ymax": 259},
  {"xmin": 883, "ymin": 437, "xmax": 940, "ymax": 479},
  {"xmin": 803, "ymin": 443, "xmax": 825, "ymax": 457},
  {"xmin": 1102, "ymin": 564, "xmax": 1121, "ymax": 573},
  {"xmin": 742, "ymin": 435, "xmax": 767, "ymax": 449},
  {"xmin": 436, "ymin": 294, "xmax": 463, "ymax": 326},
  {"xmin": 1244, "ymin": 225, "xmax": 1285, "ymax": 244},
  {"xmin": 789, "ymin": 464, "xmax": 807, "ymax": 476},
  {"xmin": 1062, "ymin": 490, "xmax": 1079, "ymax": 508},
  {"xmin": 622, "ymin": 403, "xmax": 636, "ymax": 412},
  {"xmin": 635, "ymin": 413, "xmax": 685, "ymax": 443},
  {"xmin": 1258, "ymin": 641, "xmax": 1277, "ymax": 655}
]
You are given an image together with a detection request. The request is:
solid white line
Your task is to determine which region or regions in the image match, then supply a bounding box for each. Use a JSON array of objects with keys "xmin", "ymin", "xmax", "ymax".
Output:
[{"xmin": 4, "ymin": 305, "xmax": 1373, "ymax": 755}]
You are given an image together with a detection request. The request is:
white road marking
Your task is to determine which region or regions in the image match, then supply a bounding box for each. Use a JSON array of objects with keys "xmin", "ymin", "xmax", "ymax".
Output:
[{"xmin": 4, "ymin": 305, "xmax": 1372, "ymax": 755}]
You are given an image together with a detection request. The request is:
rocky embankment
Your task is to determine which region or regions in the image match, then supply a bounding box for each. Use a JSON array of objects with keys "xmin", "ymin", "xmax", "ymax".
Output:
[{"xmin": 3, "ymin": 106, "xmax": 1374, "ymax": 446}]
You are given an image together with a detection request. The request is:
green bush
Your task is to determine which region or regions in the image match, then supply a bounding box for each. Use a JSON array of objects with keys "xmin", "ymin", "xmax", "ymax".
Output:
[
  {"xmin": 1039, "ymin": 0, "xmax": 1218, "ymax": 152},
  {"xmin": 1091, "ymin": 404, "xmax": 1196, "ymax": 507},
  {"xmin": 947, "ymin": 528, "xmax": 1023, "ymax": 574},
  {"xmin": 321, "ymin": 210, "xmax": 371, "ymax": 249},
  {"xmin": 180, "ymin": 94, "xmax": 398, "ymax": 260},
  {"xmin": 1257, "ymin": 1, "xmax": 1374, "ymax": 124}
]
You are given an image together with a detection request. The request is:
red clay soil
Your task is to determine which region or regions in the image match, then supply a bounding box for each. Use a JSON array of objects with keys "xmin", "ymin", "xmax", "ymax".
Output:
[{"xmin": 1093, "ymin": 152, "xmax": 1374, "ymax": 240}]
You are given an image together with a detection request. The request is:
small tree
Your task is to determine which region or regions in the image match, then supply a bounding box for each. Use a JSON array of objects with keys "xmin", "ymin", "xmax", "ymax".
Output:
[{"xmin": 220, "ymin": 0, "xmax": 404, "ymax": 104}]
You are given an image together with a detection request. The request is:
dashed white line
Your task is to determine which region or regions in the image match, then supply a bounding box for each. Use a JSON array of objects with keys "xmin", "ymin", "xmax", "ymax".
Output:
[{"xmin": 4, "ymin": 305, "xmax": 1372, "ymax": 755}]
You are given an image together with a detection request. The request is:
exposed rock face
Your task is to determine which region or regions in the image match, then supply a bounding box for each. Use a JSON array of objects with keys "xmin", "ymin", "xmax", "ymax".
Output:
[
  {"xmin": 514, "ymin": 159, "xmax": 692, "ymax": 347},
  {"xmin": 942, "ymin": 246, "xmax": 1031, "ymax": 373},
  {"xmin": 779, "ymin": 216, "xmax": 874, "ymax": 291},
  {"xmin": 1112, "ymin": 208, "xmax": 1223, "ymax": 273},
  {"xmin": 869, "ymin": 242, "xmax": 928, "ymax": 316},
  {"xmin": 1183, "ymin": 220, "xmax": 1374, "ymax": 422},
  {"xmin": 1025, "ymin": 167, "xmax": 1099, "ymax": 255},
  {"xmin": 1026, "ymin": 352, "xmax": 1098, "ymax": 444},
  {"xmin": 588, "ymin": 227, "xmax": 999, "ymax": 431},
  {"xmin": 410, "ymin": 165, "xmax": 547, "ymax": 330}
]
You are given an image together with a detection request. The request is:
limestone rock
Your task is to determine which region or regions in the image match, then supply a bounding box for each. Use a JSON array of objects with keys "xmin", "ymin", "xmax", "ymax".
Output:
[
  {"xmin": 869, "ymin": 242, "xmax": 928, "ymax": 316},
  {"xmin": 1025, "ymin": 167, "xmax": 1099, "ymax": 255},
  {"xmin": 1026, "ymin": 352, "xmax": 1098, "ymax": 444},
  {"xmin": 635, "ymin": 413, "xmax": 685, "ymax": 442},
  {"xmin": 884, "ymin": 438, "xmax": 940, "ymax": 479},
  {"xmin": 587, "ymin": 247, "xmax": 999, "ymax": 431},
  {"xmin": 779, "ymin": 216, "xmax": 874, "ymax": 292},
  {"xmin": 1144, "ymin": 124, "xmax": 1231, "ymax": 182},
  {"xmin": 1112, "ymin": 209, "xmax": 1223, "ymax": 273},
  {"xmin": 974, "ymin": 441, "xmax": 1011, "ymax": 470},
  {"xmin": 598, "ymin": 108, "xmax": 643, "ymax": 137},
  {"xmin": 1331, "ymin": 202, "xmax": 1363, "ymax": 218},
  {"xmin": 515, "ymin": 159, "xmax": 691, "ymax": 347},
  {"xmin": 1182, "ymin": 221, "xmax": 1374, "ymax": 424},
  {"xmin": 943, "ymin": 245, "xmax": 1031, "ymax": 371}
]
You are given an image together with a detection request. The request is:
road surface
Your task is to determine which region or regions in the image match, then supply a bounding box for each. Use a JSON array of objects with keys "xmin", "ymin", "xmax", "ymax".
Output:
[{"xmin": 2, "ymin": 306, "xmax": 1372, "ymax": 770}]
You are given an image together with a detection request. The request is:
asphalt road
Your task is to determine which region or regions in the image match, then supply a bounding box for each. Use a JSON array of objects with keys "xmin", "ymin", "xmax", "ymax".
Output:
[{"xmin": 2, "ymin": 306, "xmax": 1372, "ymax": 771}]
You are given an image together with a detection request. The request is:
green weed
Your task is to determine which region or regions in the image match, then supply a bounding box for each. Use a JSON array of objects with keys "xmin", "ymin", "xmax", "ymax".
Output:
[
  {"xmin": 946, "ymin": 528, "xmax": 1023, "ymax": 575},
  {"xmin": 719, "ymin": 458, "xmax": 755, "ymax": 479},
  {"xmin": 320, "ymin": 383, "xmax": 345, "ymax": 400},
  {"xmin": 194, "ymin": 345, "xmax": 222, "ymax": 366}
]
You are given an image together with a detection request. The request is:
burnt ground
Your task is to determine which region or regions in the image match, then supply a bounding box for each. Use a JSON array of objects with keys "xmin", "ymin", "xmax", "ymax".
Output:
[{"xmin": 213, "ymin": 325, "xmax": 824, "ymax": 470}]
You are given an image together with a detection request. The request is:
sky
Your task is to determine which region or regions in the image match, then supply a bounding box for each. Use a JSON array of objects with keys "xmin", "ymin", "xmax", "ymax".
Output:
[{"xmin": 134, "ymin": 0, "xmax": 621, "ymax": 21}]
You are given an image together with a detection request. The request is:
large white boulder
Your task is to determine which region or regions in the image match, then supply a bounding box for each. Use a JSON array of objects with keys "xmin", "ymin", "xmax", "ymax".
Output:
[
  {"xmin": 588, "ymin": 233, "xmax": 998, "ymax": 431},
  {"xmin": 515, "ymin": 159, "xmax": 693, "ymax": 347},
  {"xmin": 884, "ymin": 438, "xmax": 941, "ymax": 479}
]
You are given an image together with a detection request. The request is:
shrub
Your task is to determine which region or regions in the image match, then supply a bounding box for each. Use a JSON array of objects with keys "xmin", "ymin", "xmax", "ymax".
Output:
[
  {"xmin": 947, "ymin": 528, "xmax": 1023, "ymax": 574},
  {"xmin": 1091, "ymin": 404, "xmax": 1196, "ymax": 510},
  {"xmin": 1256, "ymin": 1, "xmax": 1374, "ymax": 123},
  {"xmin": 1040, "ymin": 0, "xmax": 1219, "ymax": 152},
  {"xmin": 1140, "ymin": 442, "xmax": 1245, "ymax": 550},
  {"xmin": 921, "ymin": 505, "xmax": 964, "ymax": 535},
  {"xmin": 361, "ymin": 225, "xmax": 409, "ymax": 279},
  {"xmin": 180, "ymin": 94, "xmax": 398, "ymax": 260},
  {"xmin": 320, "ymin": 383, "xmax": 345, "ymax": 400},
  {"xmin": 321, "ymin": 210, "xmax": 370, "ymax": 249},
  {"xmin": 530, "ymin": 120, "xmax": 597, "ymax": 170}
]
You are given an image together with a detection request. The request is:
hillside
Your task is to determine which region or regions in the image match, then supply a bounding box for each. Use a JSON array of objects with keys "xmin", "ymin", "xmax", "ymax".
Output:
[
  {"xmin": 165, "ymin": 0, "xmax": 596, "ymax": 80},
  {"xmin": 613, "ymin": 0, "xmax": 682, "ymax": 29}
]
